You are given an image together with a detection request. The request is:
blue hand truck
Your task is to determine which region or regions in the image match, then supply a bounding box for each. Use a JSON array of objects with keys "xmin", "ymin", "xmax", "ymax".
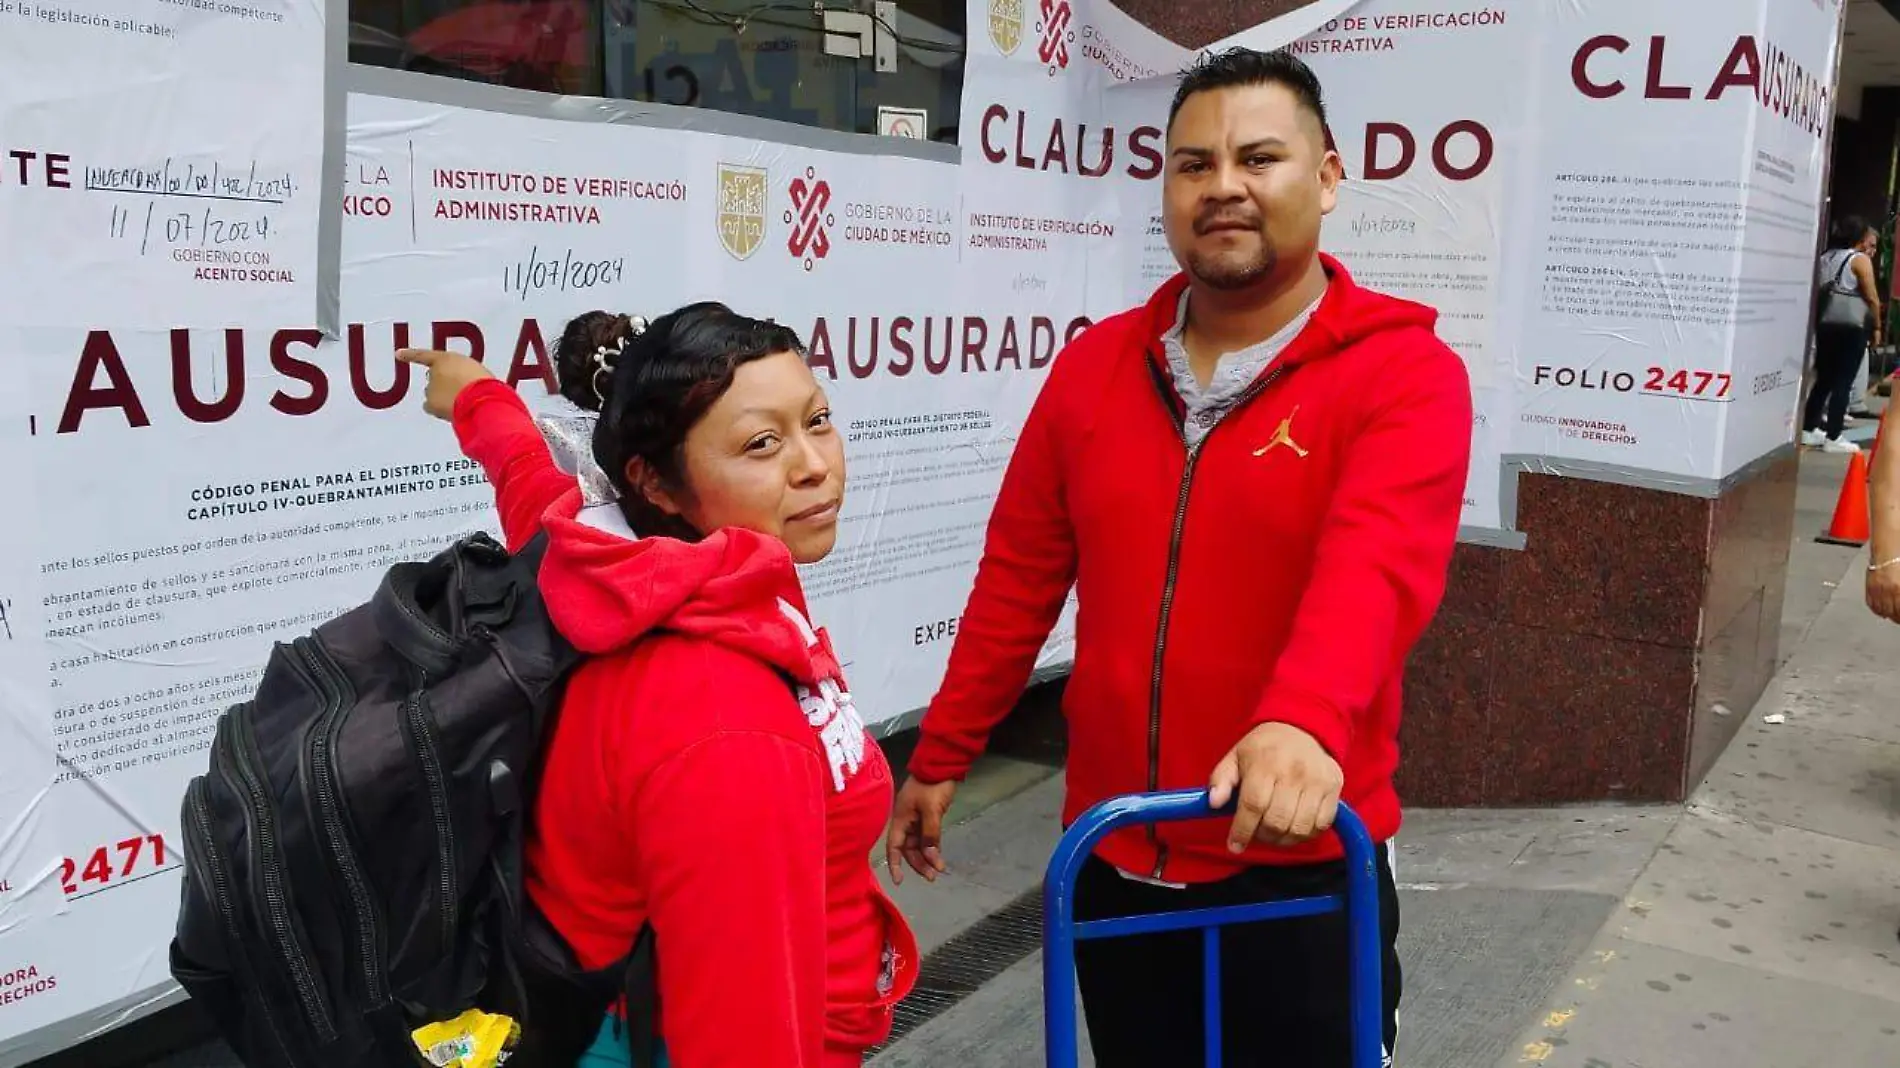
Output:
[{"xmin": 1042, "ymin": 789, "xmax": 1385, "ymax": 1068}]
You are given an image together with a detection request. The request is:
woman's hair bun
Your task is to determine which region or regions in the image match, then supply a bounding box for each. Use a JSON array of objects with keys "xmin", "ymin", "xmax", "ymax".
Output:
[{"xmin": 553, "ymin": 310, "xmax": 647, "ymax": 413}]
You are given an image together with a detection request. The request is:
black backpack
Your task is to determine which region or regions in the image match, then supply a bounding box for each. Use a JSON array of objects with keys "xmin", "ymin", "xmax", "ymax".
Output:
[{"xmin": 171, "ymin": 531, "xmax": 662, "ymax": 1068}]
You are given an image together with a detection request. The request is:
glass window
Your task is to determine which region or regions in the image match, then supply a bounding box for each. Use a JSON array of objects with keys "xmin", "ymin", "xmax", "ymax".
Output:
[{"xmin": 348, "ymin": 0, "xmax": 966, "ymax": 144}]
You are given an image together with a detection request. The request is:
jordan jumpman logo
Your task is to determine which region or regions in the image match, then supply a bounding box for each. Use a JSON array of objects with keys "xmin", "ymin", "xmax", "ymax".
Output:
[{"xmin": 1253, "ymin": 406, "xmax": 1309, "ymax": 458}]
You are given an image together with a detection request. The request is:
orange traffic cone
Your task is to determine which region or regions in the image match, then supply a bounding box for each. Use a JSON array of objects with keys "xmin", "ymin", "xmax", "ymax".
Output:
[{"xmin": 1818, "ymin": 450, "xmax": 1873, "ymax": 546}]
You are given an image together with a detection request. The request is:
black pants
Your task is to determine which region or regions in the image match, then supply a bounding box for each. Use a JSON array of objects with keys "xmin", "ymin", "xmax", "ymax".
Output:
[
  {"xmin": 1805, "ymin": 322, "xmax": 1870, "ymax": 440},
  {"xmin": 1073, "ymin": 847, "xmax": 1402, "ymax": 1068}
]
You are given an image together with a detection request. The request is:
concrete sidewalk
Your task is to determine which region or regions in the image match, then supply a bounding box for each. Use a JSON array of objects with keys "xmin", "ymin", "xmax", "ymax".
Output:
[
  {"xmin": 1499, "ymin": 555, "xmax": 1900, "ymax": 1067},
  {"xmin": 871, "ymin": 802, "xmax": 1678, "ymax": 1068}
]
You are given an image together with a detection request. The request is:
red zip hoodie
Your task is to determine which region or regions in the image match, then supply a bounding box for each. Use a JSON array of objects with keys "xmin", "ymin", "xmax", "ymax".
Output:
[
  {"xmin": 909, "ymin": 256, "xmax": 1472, "ymax": 883},
  {"xmin": 450, "ymin": 378, "xmax": 919, "ymax": 1067}
]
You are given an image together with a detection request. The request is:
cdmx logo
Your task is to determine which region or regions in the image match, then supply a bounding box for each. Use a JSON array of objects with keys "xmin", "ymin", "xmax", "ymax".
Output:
[
  {"xmin": 715, "ymin": 162, "xmax": 768, "ymax": 261},
  {"xmin": 987, "ymin": 0, "xmax": 1023, "ymax": 55},
  {"xmin": 784, "ymin": 166, "xmax": 835, "ymax": 272},
  {"xmin": 1035, "ymin": 0, "xmax": 1074, "ymax": 74}
]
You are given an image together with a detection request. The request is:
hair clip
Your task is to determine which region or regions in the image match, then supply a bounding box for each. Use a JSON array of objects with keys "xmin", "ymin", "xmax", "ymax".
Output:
[
  {"xmin": 591, "ymin": 337, "xmax": 624, "ymax": 405},
  {"xmin": 589, "ymin": 316, "xmax": 648, "ymax": 405}
]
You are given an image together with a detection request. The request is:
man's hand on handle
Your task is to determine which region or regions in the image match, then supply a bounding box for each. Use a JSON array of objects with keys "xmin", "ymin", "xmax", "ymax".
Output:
[
  {"xmin": 1208, "ymin": 722, "xmax": 1345, "ymax": 850},
  {"xmin": 886, "ymin": 777, "xmax": 958, "ymax": 884}
]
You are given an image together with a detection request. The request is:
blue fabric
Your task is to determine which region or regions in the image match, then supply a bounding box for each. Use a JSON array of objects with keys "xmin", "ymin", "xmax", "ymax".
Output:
[{"xmin": 576, "ymin": 1015, "xmax": 667, "ymax": 1068}]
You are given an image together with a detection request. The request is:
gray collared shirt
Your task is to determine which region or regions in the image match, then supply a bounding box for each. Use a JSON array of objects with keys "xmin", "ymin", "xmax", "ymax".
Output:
[{"xmin": 1160, "ymin": 289, "xmax": 1321, "ymax": 447}]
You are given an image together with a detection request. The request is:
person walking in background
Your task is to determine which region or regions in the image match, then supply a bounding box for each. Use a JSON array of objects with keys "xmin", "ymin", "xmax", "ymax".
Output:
[
  {"xmin": 885, "ymin": 47, "xmax": 1471, "ymax": 1068},
  {"xmin": 1805, "ymin": 215, "xmax": 1884, "ymax": 454},
  {"xmin": 1845, "ymin": 345, "xmax": 1880, "ymax": 425}
]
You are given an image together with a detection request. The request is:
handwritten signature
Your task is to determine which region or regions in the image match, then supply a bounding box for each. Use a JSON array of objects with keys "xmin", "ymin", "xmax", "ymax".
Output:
[{"xmin": 86, "ymin": 158, "xmax": 295, "ymax": 206}]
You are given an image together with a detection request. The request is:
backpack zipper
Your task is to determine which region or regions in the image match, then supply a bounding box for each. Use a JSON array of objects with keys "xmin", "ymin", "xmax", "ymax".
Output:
[
  {"xmin": 220, "ymin": 707, "xmax": 337, "ymax": 1041},
  {"xmin": 183, "ymin": 777, "xmax": 295, "ymax": 1061},
  {"xmin": 1141, "ymin": 352, "xmax": 1291, "ymax": 881},
  {"xmin": 291, "ymin": 637, "xmax": 389, "ymax": 1006},
  {"xmin": 403, "ymin": 691, "xmax": 460, "ymax": 954}
]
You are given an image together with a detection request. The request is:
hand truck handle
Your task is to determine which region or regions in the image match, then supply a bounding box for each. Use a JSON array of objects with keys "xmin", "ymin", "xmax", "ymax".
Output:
[{"xmin": 1041, "ymin": 789, "xmax": 1385, "ymax": 1068}]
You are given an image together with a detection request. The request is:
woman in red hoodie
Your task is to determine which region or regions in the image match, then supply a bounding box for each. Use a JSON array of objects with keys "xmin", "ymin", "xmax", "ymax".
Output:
[{"xmin": 397, "ymin": 302, "xmax": 917, "ymax": 1068}]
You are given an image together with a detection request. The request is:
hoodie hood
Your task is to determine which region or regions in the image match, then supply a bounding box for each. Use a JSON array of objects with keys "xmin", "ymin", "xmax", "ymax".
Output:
[
  {"xmin": 1140, "ymin": 252, "xmax": 1439, "ymax": 372},
  {"xmin": 534, "ymin": 489, "xmax": 826, "ymax": 686}
]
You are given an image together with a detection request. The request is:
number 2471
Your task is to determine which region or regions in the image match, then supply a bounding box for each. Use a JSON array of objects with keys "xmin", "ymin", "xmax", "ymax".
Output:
[{"xmin": 60, "ymin": 834, "xmax": 168, "ymax": 895}]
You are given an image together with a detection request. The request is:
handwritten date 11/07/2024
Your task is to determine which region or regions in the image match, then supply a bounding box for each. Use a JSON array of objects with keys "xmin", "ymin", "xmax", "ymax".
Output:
[{"xmin": 110, "ymin": 201, "xmax": 276, "ymax": 256}]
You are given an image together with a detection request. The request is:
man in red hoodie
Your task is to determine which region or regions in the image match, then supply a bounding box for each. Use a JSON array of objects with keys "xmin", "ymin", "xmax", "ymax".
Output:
[{"xmin": 886, "ymin": 47, "xmax": 1471, "ymax": 1066}]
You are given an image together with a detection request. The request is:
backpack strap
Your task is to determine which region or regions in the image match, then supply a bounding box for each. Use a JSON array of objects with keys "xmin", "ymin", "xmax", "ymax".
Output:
[
  {"xmin": 506, "ymin": 904, "xmax": 622, "ymax": 1066},
  {"xmin": 371, "ymin": 531, "xmax": 556, "ymax": 678},
  {"xmin": 371, "ymin": 532, "xmax": 504, "ymax": 676},
  {"xmin": 372, "ymin": 560, "xmax": 463, "ymax": 677},
  {"xmin": 508, "ymin": 896, "xmax": 663, "ymax": 1068},
  {"xmin": 618, "ymin": 925, "xmax": 663, "ymax": 1068}
]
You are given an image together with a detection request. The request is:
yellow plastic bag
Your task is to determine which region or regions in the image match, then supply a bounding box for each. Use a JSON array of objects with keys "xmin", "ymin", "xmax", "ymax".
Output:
[{"xmin": 412, "ymin": 1008, "xmax": 522, "ymax": 1068}]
